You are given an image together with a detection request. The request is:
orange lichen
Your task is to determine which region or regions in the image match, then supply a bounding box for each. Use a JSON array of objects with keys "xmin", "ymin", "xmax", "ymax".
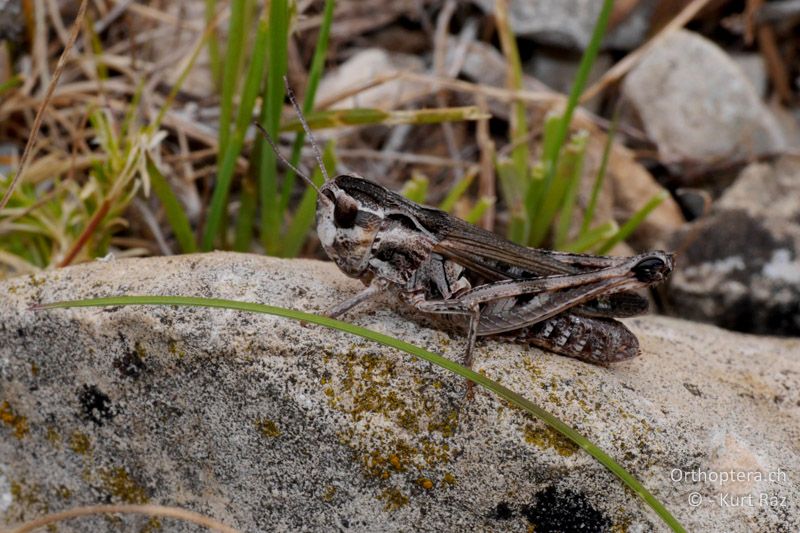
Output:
[
  {"xmin": 523, "ymin": 424, "xmax": 578, "ymax": 457},
  {"xmin": 255, "ymin": 418, "xmax": 282, "ymax": 438},
  {"xmin": 46, "ymin": 427, "xmax": 60, "ymax": 445},
  {"xmin": 418, "ymin": 477, "xmax": 434, "ymax": 490},
  {"xmin": 379, "ymin": 488, "xmax": 409, "ymax": 511},
  {"xmin": 69, "ymin": 431, "xmax": 92, "ymax": 455},
  {"xmin": 1, "ymin": 400, "xmax": 29, "ymax": 439},
  {"xmin": 99, "ymin": 468, "xmax": 149, "ymax": 504},
  {"xmin": 322, "ymin": 485, "xmax": 337, "ymax": 502}
]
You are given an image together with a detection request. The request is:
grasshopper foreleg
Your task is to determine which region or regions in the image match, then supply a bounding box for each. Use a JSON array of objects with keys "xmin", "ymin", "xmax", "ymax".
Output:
[{"xmin": 324, "ymin": 279, "xmax": 388, "ymax": 319}]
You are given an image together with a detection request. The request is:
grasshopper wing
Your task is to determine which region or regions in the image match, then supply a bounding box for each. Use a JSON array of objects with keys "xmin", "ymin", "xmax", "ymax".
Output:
[{"xmin": 418, "ymin": 210, "xmax": 652, "ymax": 317}]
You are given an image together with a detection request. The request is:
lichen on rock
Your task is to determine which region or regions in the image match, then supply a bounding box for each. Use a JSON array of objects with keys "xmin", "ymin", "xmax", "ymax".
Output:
[{"xmin": 1, "ymin": 253, "xmax": 798, "ymax": 531}]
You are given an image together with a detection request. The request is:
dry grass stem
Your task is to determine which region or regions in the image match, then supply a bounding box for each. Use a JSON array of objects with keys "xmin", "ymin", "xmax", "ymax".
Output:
[{"xmin": 0, "ymin": 0, "xmax": 90, "ymax": 211}]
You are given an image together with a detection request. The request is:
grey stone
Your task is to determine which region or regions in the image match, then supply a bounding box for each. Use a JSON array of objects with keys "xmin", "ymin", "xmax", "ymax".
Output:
[
  {"xmin": 315, "ymin": 48, "xmax": 427, "ymax": 110},
  {"xmin": 622, "ymin": 30, "xmax": 786, "ymax": 165},
  {"xmin": 1, "ymin": 253, "xmax": 799, "ymax": 531},
  {"xmin": 525, "ymin": 51, "xmax": 613, "ymax": 113},
  {"xmin": 0, "ymin": 0, "xmax": 22, "ymax": 43},
  {"xmin": 731, "ymin": 53, "xmax": 768, "ymax": 98},
  {"xmin": 668, "ymin": 156, "xmax": 800, "ymax": 335},
  {"xmin": 472, "ymin": 0, "xmax": 657, "ymax": 50}
]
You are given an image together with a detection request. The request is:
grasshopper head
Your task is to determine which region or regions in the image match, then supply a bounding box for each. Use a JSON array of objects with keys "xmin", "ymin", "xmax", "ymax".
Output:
[
  {"xmin": 316, "ymin": 175, "xmax": 383, "ymax": 278},
  {"xmin": 252, "ymin": 80, "xmax": 392, "ymax": 279},
  {"xmin": 632, "ymin": 251, "xmax": 674, "ymax": 284}
]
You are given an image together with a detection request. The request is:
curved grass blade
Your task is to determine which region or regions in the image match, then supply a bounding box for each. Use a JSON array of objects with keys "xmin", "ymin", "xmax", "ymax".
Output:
[{"xmin": 37, "ymin": 295, "xmax": 685, "ymax": 532}]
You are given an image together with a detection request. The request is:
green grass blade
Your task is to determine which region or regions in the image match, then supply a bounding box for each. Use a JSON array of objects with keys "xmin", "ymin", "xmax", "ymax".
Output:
[
  {"xmin": 232, "ymin": 174, "xmax": 258, "ymax": 252},
  {"xmin": 87, "ymin": 16, "xmax": 108, "ymax": 81},
  {"xmin": 37, "ymin": 295, "xmax": 685, "ymax": 533},
  {"xmin": 146, "ymin": 156, "xmax": 197, "ymax": 253},
  {"xmin": 201, "ymin": 14, "xmax": 270, "ymax": 251},
  {"xmin": 496, "ymin": 160, "xmax": 527, "ymax": 242},
  {"xmin": 400, "ymin": 171, "xmax": 429, "ymax": 204},
  {"xmin": 555, "ymin": 0, "xmax": 613, "ymax": 150},
  {"xmin": 495, "ymin": 0, "xmax": 529, "ymax": 185},
  {"xmin": 257, "ymin": 0, "xmax": 289, "ymax": 255},
  {"xmin": 528, "ymin": 134, "xmax": 581, "ymax": 248},
  {"xmin": 281, "ymin": 107, "xmax": 490, "ymax": 131},
  {"xmin": 279, "ymin": 0, "xmax": 336, "ymax": 214},
  {"xmin": 282, "ymin": 141, "xmax": 335, "ymax": 258},
  {"xmin": 562, "ymin": 220, "xmax": 617, "ymax": 253},
  {"xmin": 0, "ymin": 75, "xmax": 23, "ymax": 97},
  {"xmin": 464, "ymin": 196, "xmax": 495, "ymax": 225},
  {"xmin": 204, "ymin": 0, "xmax": 222, "ymax": 88},
  {"xmin": 88, "ymin": 111, "xmax": 119, "ymax": 168},
  {"xmin": 438, "ymin": 167, "xmax": 477, "ymax": 213},
  {"xmin": 581, "ymin": 106, "xmax": 619, "ymax": 235},
  {"xmin": 217, "ymin": 0, "xmax": 248, "ymax": 154},
  {"xmin": 121, "ymin": 79, "xmax": 145, "ymax": 140},
  {"xmin": 527, "ymin": 0, "xmax": 614, "ymax": 245},
  {"xmin": 523, "ymin": 113, "xmax": 560, "ymax": 244},
  {"xmin": 597, "ymin": 190, "xmax": 668, "ymax": 254},
  {"xmin": 554, "ymin": 131, "xmax": 588, "ymax": 249}
]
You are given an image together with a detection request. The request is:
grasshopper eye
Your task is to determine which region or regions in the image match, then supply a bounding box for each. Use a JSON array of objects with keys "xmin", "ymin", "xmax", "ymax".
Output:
[
  {"xmin": 632, "ymin": 257, "xmax": 667, "ymax": 283},
  {"xmin": 334, "ymin": 195, "xmax": 358, "ymax": 228}
]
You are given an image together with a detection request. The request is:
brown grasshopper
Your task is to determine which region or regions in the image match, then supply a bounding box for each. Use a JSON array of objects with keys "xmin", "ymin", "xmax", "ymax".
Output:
[{"xmin": 256, "ymin": 83, "xmax": 673, "ymax": 368}]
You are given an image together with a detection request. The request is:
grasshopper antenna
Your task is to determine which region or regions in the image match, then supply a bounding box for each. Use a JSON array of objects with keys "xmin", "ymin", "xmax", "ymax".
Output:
[
  {"xmin": 284, "ymin": 76, "xmax": 330, "ymax": 183},
  {"xmin": 252, "ymin": 121, "xmax": 324, "ymax": 198}
]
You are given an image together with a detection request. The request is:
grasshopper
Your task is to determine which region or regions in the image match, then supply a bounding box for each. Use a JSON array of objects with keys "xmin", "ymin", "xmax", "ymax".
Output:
[{"xmin": 256, "ymin": 83, "xmax": 673, "ymax": 368}]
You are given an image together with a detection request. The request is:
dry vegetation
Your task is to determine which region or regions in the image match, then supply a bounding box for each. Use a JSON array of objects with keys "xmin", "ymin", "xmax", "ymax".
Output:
[{"xmin": 0, "ymin": 0, "xmax": 797, "ymax": 279}]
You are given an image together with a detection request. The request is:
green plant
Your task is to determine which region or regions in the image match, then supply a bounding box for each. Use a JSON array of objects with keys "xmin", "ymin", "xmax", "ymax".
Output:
[
  {"xmin": 0, "ymin": 4, "xmax": 219, "ymax": 275},
  {"xmin": 0, "ymin": 103, "xmax": 165, "ymax": 273},
  {"xmin": 400, "ymin": 166, "xmax": 495, "ymax": 223},
  {"xmin": 494, "ymin": 0, "xmax": 665, "ymax": 253},
  {"xmin": 200, "ymin": 0, "xmax": 492, "ymax": 256}
]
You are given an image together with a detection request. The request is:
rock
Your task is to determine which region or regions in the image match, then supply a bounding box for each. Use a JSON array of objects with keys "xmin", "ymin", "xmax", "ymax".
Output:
[
  {"xmin": 449, "ymin": 36, "xmax": 551, "ymax": 95},
  {"xmin": 731, "ymin": 53, "xmax": 768, "ymax": 98},
  {"xmin": 525, "ymin": 50, "xmax": 613, "ymax": 113},
  {"xmin": 668, "ymin": 156, "xmax": 800, "ymax": 335},
  {"xmin": 315, "ymin": 48, "xmax": 427, "ymax": 110},
  {"xmin": 589, "ymin": 130, "xmax": 685, "ymax": 250},
  {"xmin": 471, "ymin": 0, "xmax": 657, "ymax": 50},
  {"xmin": 2, "ymin": 253, "xmax": 799, "ymax": 532},
  {"xmin": 444, "ymin": 38, "xmax": 685, "ymax": 251},
  {"xmin": 0, "ymin": 0, "xmax": 23, "ymax": 44},
  {"xmin": 441, "ymin": 35, "xmax": 685, "ymax": 250},
  {"xmin": 621, "ymin": 30, "xmax": 786, "ymax": 165}
]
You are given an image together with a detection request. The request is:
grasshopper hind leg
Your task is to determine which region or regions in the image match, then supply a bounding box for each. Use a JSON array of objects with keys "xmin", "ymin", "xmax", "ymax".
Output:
[{"xmin": 515, "ymin": 314, "xmax": 640, "ymax": 364}]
